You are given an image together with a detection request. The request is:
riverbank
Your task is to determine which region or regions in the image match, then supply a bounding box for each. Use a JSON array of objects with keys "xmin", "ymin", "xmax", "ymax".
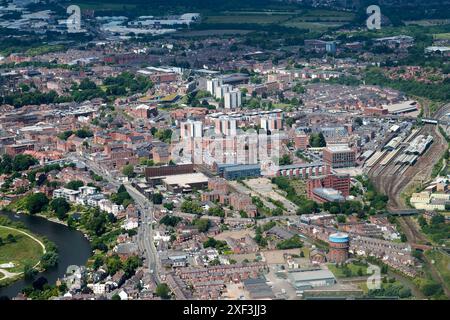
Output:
[
  {"xmin": 0, "ymin": 211, "xmax": 92, "ymax": 298},
  {"xmin": 0, "ymin": 222, "xmax": 47, "ymax": 286}
]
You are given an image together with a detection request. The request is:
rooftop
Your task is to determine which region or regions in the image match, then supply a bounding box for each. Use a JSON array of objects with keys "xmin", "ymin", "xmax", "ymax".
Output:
[{"xmin": 162, "ymin": 172, "xmax": 209, "ymax": 187}]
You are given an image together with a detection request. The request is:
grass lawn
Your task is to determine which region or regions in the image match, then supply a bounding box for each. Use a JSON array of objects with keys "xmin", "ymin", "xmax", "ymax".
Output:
[
  {"xmin": 328, "ymin": 263, "xmax": 368, "ymax": 278},
  {"xmin": 0, "ymin": 226, "xmax": 44, "ymax": 273},
  {"xmin": 282, "ymin": 21, "xmax": 343, "ymax": 31},
  {"xmin": 425, "ymin": 250, "xmax": 450, "ymax": 286},
  {"xmin": 404, "ymin": 19, "xmax": 450, "ymax": 26},
  {"xmin": 203, "ymin": 14, "xmax": 292, "ymax": 25},
  {"xmin": 434, "ymin": 33, "xmax": 450, "ymax": 40},
  {"xmin": 74, "ymin": 2, "xmax": 137, "ymax": 10},
  {"xmin": 202, "ymin": 8, "xmax": 354, "ymax": 31},
  {"xmin": 289, "ymin": 179, "xmax": 306, "ymax": 196}
]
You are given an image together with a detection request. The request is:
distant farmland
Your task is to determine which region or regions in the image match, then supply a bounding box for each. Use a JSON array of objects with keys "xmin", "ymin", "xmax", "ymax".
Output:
[{"xmin": 201, "ymin": 9, "xmax": 355, "ymax": 31}]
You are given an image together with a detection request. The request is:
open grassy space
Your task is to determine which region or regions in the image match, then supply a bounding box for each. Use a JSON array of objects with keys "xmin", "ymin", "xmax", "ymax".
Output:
[
  {"xmin": 434, "ymin": 33, "xmax": 450, "ymax": 40},
  {"xmin": 328, "ymin": 262, "xmax": 368, "ymax": 278},
  {"xmin": 74, "ymin": 2, "xmax": 138, "ymax": 10},
  {"xmin": 202, "ymin": 9, "xmax": 354, "ymax": 31},
  {"xmin": 203, "ymin": 14, "xmax": 292, "ymax": 25},
  {"xmin": 425, "ymin": 250, "xmax": 450, "ymax": 286},
  {"xmin": 0, "ymin": 226, "xmax": 44, "ymax": 273},
  {"xmin": 405, "ymin": 20, "xmax": 450, "ymax": 26},
  {"xmin": 289, "ymin": 179, "xmax": 306, "ymax": 196},
  {"xmin": 283, "ymin": 21, "xmax": 343, "ymax": 31}
]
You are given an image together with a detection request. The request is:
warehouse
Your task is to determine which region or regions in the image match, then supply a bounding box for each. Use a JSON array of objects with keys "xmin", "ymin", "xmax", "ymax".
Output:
[
  {"xmin": 162, "ymin": 172, "xmax": 209, "ymax": 193},
  {"xmin": 288, "ymin": 269, "xmax": 336, "ymax": 290}
]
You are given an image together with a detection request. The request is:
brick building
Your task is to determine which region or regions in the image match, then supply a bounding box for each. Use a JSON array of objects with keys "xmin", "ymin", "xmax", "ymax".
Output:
[
  {"xmin": 322, "ymin": 145, "xmax": 356, "ymax": 168},
  {"xmin": 307, "ymin": 174, "xmax": 351, "ymax": 199}
]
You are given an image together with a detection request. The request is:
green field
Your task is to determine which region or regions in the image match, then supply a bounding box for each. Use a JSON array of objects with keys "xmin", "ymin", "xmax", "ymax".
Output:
[
  {"xmin": 283, "ymin": 21, "xmax": 344, "ymax": 31},
  {"xmin": 204, "ymin": 14, "xmax": 292, "ymax": 25},
  {"xmin": 289, "ymin": 179, "xmax": 306, "ymax": 196},
  {"xmin": 0, "ymin": 226, "xmax": 44, "ymax": 274},
  {"xmin": 405, "ymin": 20, "xmax": 450, "ymax": 27},
  {"xmin": 74, "ymin": 2, "xmax": 138, "ymax": 10},
  {"xmin": 425, "ymin": 250, "xmax": 450, "ymax": 286},
  {"xmin": 434, "ymin": 33, "xmax": 450, "ymax": 40},
  {"xmin": 328, "ymin": 263, "xmax": 368, "ymax": 278},
  {"xmin": 202, "ymin": 9, "xmax": 355, "ymax": 31}
]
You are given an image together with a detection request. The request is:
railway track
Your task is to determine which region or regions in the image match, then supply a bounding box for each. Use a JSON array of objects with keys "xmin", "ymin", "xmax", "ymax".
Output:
[{"xmin": 369, "ymin": 124, "xmax": 445, "ymax": 210}]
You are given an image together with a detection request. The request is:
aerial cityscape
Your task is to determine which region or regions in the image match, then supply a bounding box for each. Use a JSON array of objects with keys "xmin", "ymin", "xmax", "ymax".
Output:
[{"xmin": 0, "ymin": 0, "xmax": 449, "ymax": 304}]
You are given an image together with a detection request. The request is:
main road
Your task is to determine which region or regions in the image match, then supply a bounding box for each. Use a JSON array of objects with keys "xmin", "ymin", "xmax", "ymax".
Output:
[{"xmin": 67, "ymin": 154, "xmax": 161, "ymax": 284}]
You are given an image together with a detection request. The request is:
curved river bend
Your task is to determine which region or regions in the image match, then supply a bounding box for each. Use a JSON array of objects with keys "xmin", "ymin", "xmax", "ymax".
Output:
[{"xmin": 0, "ymin": 211, "xmax": 92, "ymax": 298}]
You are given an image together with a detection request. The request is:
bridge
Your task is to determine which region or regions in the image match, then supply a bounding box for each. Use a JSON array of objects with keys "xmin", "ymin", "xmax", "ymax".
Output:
[{"xmin": 387, "ymin": 209, "xmax": 420, "ymax": 216}]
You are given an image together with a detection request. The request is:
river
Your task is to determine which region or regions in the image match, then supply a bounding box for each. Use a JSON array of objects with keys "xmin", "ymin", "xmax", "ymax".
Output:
[{"xmin": 0, "ymin": 211, "xmax": 92, "ymax": 298}]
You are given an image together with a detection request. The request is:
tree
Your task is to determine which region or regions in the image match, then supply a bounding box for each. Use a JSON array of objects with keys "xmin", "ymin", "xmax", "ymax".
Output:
[
  {"xmin": 41, "ymin": 251, "xmax": 59, "ymax": 269},
  {"xmin": 160, "ymin": 215, "xmax": 182, "ymax": 227},
  {"xmin": 155, "ymin": 283, "xmax": 171, "ymax": 299},
  {"xmin": 152, "ymin": 193, "xmax": 163, "ymax": 205},
  {"xmin": 85, "ymin": 209, "xmax": 108, "ymax": 236},
  {"xmin": 296, "ymin": 200, "xmax": 319, "ymax": 215},
  {"xmin": 50, "ymin": 198, "xmax": 71, "ymax": 220},
  {"xmin": 111, "ymin": 294, "xmax": 121, "ymax": 300},
  {"xmin": 194, "ymin": 218, "xmax": 210, "ymax": 233},
  {"xmin": 181, "ymin": 200, "xmax": 203, "ymax": 215},
  {"xmin": 106, "ymin": 254, "xmax": 123, "ymax": 275},
  {"xmin": 124, "ymin": 256, "xmax": 142, "ymax": 277},
  {"xmin": 421, "ymin": 281, "xmax": 442, "ymax": 297},
  {"xmin": 32, "ymin": 276, "xmax": 48, "ymax": 291},
  {"xmin": 276, "ymin": 235, "xmax": 303, "ymax": 250},
  {"xmin": 418, "ymin": 216, "xmax": 427, "ymax": 227},
  {"xmin": 278, "ymin": 154, "xmax": 293, "ymax": 165},
  {"xmin": 354, "ymin": 117, "xmax": 363, "ymax": 126},
  {"xmin": 309, "ymin": 133, "xmax": 326, "ymax": 148},
  {"xmin": 6, "ymin": 234, "xmax": 16, "ymax": 243},
  {"xmin": 122, "ymin": 164, "xmax": 135, "ymax": 178},
  {"xmin": 399, "ymin": 287, "xmax": 412, "ymax": 298},
  {"xmin": 12, "ymin": 154, "xmax": 38, "ymax": 172},
  {"xmin": 93, "ymin": 256, "xmax": 104, "ymax": 270},
  {"xmin": 24, "ymin": 263, "xmax": 37, "ymax": 280},
  {"xmin": 0, "ymin": 154, "xmax": 13, "ymax": 174},
  {"xmin": 25, "ymin": 192, "xmax": 49, "ymax": 214},
  {"xmin": 208, "ymin": 206, "xmax": 225, "ymax": 217},
  {"xmin": 164, "ymin": 203, "xmax": 174, "ymax": 211},
  {"xmin": 74, "ymin": 128, "xmax": 93, "ymax": 139},
  {"xmin": 66, "ymin": 180, "xmax": 84, "ymax": 190}
]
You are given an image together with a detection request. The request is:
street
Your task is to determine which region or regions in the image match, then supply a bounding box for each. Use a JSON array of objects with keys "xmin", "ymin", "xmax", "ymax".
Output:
[{"xmin": 68, "ymin": 154, "xmax": 161, "ymax": 284}]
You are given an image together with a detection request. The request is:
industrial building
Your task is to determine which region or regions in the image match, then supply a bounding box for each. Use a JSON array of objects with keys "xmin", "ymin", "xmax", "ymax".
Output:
[
  {"xmin": 222, "ymin": 164, "xmax": 261, "ymax": 180},
  {"xmin": 288, "ymin": 269, "xmax": 336, "ymax": 290},
  {"xmin": 162, "ymin": 172, "xmax": 209, "ymax": 193},
  {"xmin": 310, "ymin": 188, "xmax": 346, "ymax": 203},
  {"xmin": 243, "ymin": 278, "xmax": 275, "ymax": 299}
]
